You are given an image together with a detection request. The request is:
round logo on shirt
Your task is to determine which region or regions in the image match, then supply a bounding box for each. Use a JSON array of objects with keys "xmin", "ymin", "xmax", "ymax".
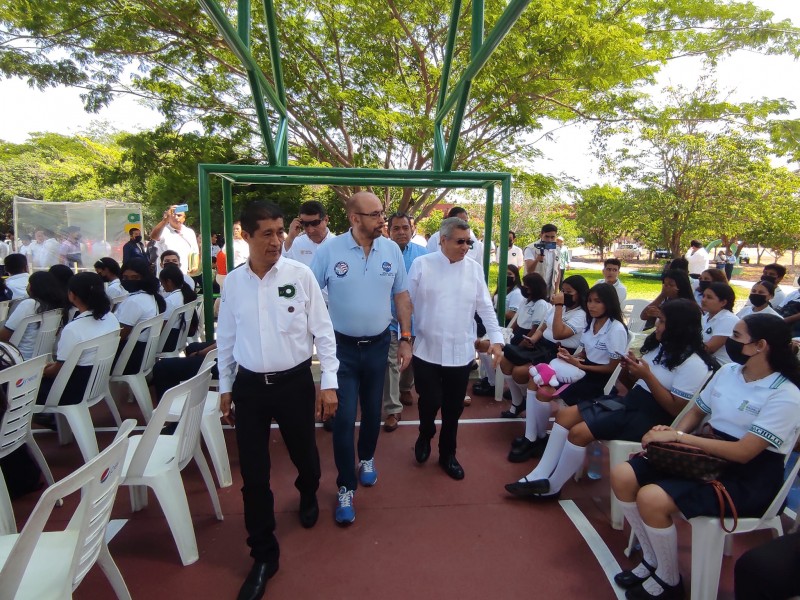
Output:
[
  {"xmin": 278, "ymin": 284, "xmax": 296, "ymax": 299},
  {"xmin": 334, "ymin": 261, "xmax": 349, "ymax": 277},
  {"xmin": 705, "ymin": 327, "xmax": 712, "ymax": 335},
  {"xmin": 382, "ymin": 261, "xmax": 392, "ymax": 273}
]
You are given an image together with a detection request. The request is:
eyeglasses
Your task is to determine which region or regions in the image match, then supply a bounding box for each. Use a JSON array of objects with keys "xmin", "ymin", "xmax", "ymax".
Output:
[
  {"xmin": 451, "ymin": 238, "xmax": 474, "ymax": 247},
  {"xmin": 300, "ymin": 219, "xmax": 323, "ymax": 228},
  {"xmin": 355, "ymin": 211, "xmax": 386, "ymax": 219}
]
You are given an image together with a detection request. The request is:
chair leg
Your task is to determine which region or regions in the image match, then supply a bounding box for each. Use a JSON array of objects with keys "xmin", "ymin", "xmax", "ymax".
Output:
[
  {"xmin": 56, "ymin": 412, "xmax": 74, "ymax": 446},
  {"xmin": 96, "ymin": 543, "xmax": 132, "ymax": 600},
  {"xmin": 25, "ymin": 434, "xmax": 55, "ymax": 487},
  {"xmin": 193, "ymin": 447, "xmax": 224, "ymax": 520},
  {"xmin": 103, "ymin": 393, "xmax": 124, "ymax": 427},
  {"xmin": 689, "ymin": 518, "xmax": 727, "ymax": 600},
  {"xmin": 128, "ymin": 485, "xmax": 148, "ymax": 512},
  {"xmin": 610, "ymin": 490, "xmax": 624, "ymax": 531},
  {"xmin": 624, "ymin": 529, "xmax": 638, "ymax": 558},
  {"xmin": 60, "ymin": 406, "xmax": 100, "ymax": 461},
  {"xmin": 148, "ymin": 469, "xmax": 200, "ymax": 566},
  {"xmin": 127, "ymin": 376, "xmax": 154, "ymax": 423},
  {"xmin": 201, "ymin": 413, "xmax": 232, "ymax": 488},
  {"xmin": 0, "ymin": 472, "xmax": 16, "ymax": 535}
]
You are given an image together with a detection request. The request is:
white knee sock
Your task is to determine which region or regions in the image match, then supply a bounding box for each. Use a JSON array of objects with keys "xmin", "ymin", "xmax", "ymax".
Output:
[
  {"xmin": 531, "ymin": 393, "xmax": 551, "ymax": 438},
  {"xmin": 479, "ymin": 353, "xmax": 495, "ymax": 385},
  {"xmin": 619, "ymin": 500, "xmax": 657, "ymax": 578},
  {"xmin": 523, "ymin": 388, "xmax": 539, "ymax": 440},
  {"xmin": 509, "ymin": 379, "xmax": 525, "ymax": 412},
  {"xmin": 522, "ymin": 423, "xmax": 569, "ymax": 482},
  {"xmin": 642, "ymin": 523, "xmax": 679, "ymax": 591},
  {"xmin": 545, "ymin": 440, "xmax": 585, "ymax": 493}
]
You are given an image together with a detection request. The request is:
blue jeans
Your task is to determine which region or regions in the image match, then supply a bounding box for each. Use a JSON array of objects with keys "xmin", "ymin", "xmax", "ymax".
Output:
[{"xmin": 332, "ymin": 329, "xmax": 391, "ymax": 491}]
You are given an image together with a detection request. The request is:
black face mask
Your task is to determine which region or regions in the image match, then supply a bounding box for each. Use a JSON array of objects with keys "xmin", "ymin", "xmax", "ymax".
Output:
[
  {"xmin": 134, "ymin": 235, "xmax": 143, "ymax": 243},
  {"xmin": 506, "ymin": 276, "xmax": 515, "ymax": 287},
  {"xmin": 121, "ymin": 280, "xmax": 144, "ymax": 293},
  {"xmin": 562, "ymin": 294, "xmax": 577, "ymax": 308},
  {"xmin": 762, "ymin": 274, "xmax": 777, "ymax": 284},
  {"xmin": 749, "ymin": 293, "xmax": 769, "ymax": 308},
  {"xmin": 725, "ymin": 338, "xmax": 751, "ymax": 365},
  {"xmin": 697, "ymin": 280, "xmax": 710, "ymax": 292},
  {"xmin": 519, "ymin": 287, "xmax": 530, "ymax": 299}
]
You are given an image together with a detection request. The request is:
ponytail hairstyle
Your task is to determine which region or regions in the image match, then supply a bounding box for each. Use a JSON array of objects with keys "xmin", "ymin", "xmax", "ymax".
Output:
[
  {"xmin": 121, "ymin": 258, "xmax": 166, "ymax": 313},
  {"xmin": 28, "ymin": 271, "xmax": 68, "ymax": 315},
  {"xmin": 94, "ymin": 257, "xmax": 122, "ymax": 279},
  {"xmin": 68, "ymin": 272, "xmax": 111, "ymax": 320},
  {"xmin": 159, "ymin": 264, "xmax": 197, "ymax": 304},
  {"xmin": 742, "ymin": 313, "xmax": 800, "ymax": 388}
]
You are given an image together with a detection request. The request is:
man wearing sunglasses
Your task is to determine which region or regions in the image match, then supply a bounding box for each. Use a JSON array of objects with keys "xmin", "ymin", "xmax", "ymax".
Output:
[
  {"xmin": 311, "ymin": 192, "xmax": 412, "ymax": 525},
  {"xmin": 425, "ymin": 206, "xmax": 484, "ymax": 267},
  {"xmin": 283, "ymin": 201, "xmax": 336, "ymax": 267}
]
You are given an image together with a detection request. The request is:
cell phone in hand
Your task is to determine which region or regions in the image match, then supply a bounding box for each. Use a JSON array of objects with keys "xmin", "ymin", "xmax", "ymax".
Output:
[
  {"xmin": 522, "ymin": 335, "xmax": 533, "ymax": 341},
  {"xmin": 174, "ymin": 203, "xmax": 189, "ymax": 213}
]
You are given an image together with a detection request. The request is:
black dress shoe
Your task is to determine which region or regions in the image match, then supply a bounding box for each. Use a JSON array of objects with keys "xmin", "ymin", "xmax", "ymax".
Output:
[
  {"xmin": 439, "ymin": 455, "xmax": 465, "ymax": 480},
  {"xmin": 511, "ymin": 436, "xmax": 528, "ymax": 449},
  {"xmin": 299, "ymin": 494, "xmax": 319, "ymax": 529},
  {"xmin": 500, "ymin": 406, "xmax": 523, "ymax": 418},
  {"xmin": 507, "ymin": 437, "xmax": 547, "ymax": 462},
  {"xmin": 625, "ymin": 575, "xmax": 684, "ymax": 600},
  {"xmin": 472, "ymin": 381, "xmax": 496, "ymax": 396},
  {"xmin": 414, "ymin": 435, "xmax": 431, "ymax": 463},
  {"xmin": 614, "ymin": 559, "xmax": 656, "ymax": 589},
  {"xmin": 322, "ymin": 417, "xmax": 334, "ymax": 432},
  {"xmin": 503, "ymin": 389, "xmax": 512, "ymax": 400},
  {"xmin": 237, "ymin": 560, "xmax": 279, "ymax": 600},
  {"xmin": 504, "ymin": 477, "xmax": 550, "ymax": 497}
]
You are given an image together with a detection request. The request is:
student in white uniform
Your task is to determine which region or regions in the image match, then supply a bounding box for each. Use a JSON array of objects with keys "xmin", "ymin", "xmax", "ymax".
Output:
[
  {"xmin": 115, "ymin": 258, "xmax": 165, "ymax": 374},
  {"xmin": 93, "ymin": 257, "xmax": 128, "ymax": 301},
  {"xmin": 701, "ymin": 281, "xmax": 739, "ymax": 365},
  {"xmin": 506, "ymin": 231, "xmax": 524, "ymax": 268},
  {"xmin": 36, "ymin": 272, "xmax": 120, "ymax": 405},
  {"xmin": 4, "ymin": 254, "xmax": 30, "ymax": 300},
  {"xmin": 158, "ymin": 263, "xmax": 198, "ymax": 354},
  {"xmin": 502, "ymin": 275, "xmax": 590, "ymax": 461},
  {"xmin": 0, "ymin": 271, "xmax": 67, "ymax": 360},
  {"xmin": 507, "ymin": 298, "xmax": 715, "ymax": 500},
  {"xmin": 693, "ymin": 268, "xmax": 727, "ymax": 306},
  {"xmin": 595, "ymin": 258, "xmax": 627, "ymax": 304},
  {"xmin": 737, "ymin": 280, "xmax": 780, "ymax": 318},
  {"xmin": 611, "ymin": 314, "xmax": 800, "ymax": 599}
]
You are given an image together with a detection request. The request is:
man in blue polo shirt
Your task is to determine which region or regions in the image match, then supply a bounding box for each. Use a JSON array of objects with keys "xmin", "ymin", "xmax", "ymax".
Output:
[{"xmin": 312, "ymin": 192, "xmax": 412, "ymax": 525}]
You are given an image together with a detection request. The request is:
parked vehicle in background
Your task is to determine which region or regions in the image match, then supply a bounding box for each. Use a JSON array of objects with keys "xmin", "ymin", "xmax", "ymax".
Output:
[
  {"xmin": 739, "ymin": 249, "xmax": 750, "ymax": 264},
  {"xmin": 613, "ymin": 243, "xmax": 642, "ymax": 261},
  {"xmin": 654, "ymin": 248, "xmax": 671, "ymax": 259}
]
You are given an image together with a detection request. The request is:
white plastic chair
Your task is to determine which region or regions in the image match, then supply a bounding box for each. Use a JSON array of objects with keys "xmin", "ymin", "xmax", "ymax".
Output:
[
  {"xmin": 687, "ymin": 433, "xmax": 800, "ymax": 599},
  {"xmin": 0, "ymin": 420, "xmax": 136, "ymax": 600},
  {"xmin": 0, "ymin": 355, "xmax": 50, "ymax": 535},
  {"xmin": 607, "ymin": 370, "xmax": 712, "ymax": 530},
  {"xmin": 165, "ymin": 349, "xmax": 231, "ymax": 487},
  {"xmin": 9, "ymin": 309, "xmax": 63, "ymax": 360},
  {"xmin": 156, "ymin": 301, "xmax": 197, "ymax": 359},
  {"xmin": 120, "ymin": 365, "xmax": 223, "ymax": 566},
  {"xmin": 622, "ymin": 299, "xmax": 651, "ymax": 333},
  {"xmin": 34, "ymin": 330, "xmax": 121, "ymax": 462},
  {"xmin": 109, "ymin": 314, "xmax": 164, "ymax": 423},
  {"xmin": 0, "ymin": 300, "xmax": 10, "ymax": 324},
  {"xmin": 188, "ymin": 295, "xmax": 205, "ymax": 344}
]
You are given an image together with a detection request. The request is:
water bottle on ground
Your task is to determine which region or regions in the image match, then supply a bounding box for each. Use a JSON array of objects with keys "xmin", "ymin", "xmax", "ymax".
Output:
[{"xmin": 587, "ymin": 441, "xmax": 603, "ymax": 480}]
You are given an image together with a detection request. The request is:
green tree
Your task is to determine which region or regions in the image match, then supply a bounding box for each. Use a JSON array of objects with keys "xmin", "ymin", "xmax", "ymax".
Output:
[
  {"xmin": 2, "ymin": 0, "xmax": 798, "ymax": 214},
  {"xmin": 573, "ymin": 184, "xmax": 628, "ymax": 260}
]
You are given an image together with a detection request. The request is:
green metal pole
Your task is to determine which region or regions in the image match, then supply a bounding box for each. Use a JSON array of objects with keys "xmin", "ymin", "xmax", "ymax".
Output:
[
  {"xmin": 262, "ymin": 0, "xmax": 287, "ymax": 106},
  {"xmin": 483, "ymin": 185, "xmax": 493, "ymax": 280},
  {"xmin": 223, "ymin": 179, "xmax": 235, "ymax": 274},
  {"xmin": 237, "ymin": 0, "xmax": 250, "ymax": 47},
  {"xmin": 496, "ymin": 178, "xmax": 511, "ymax": 324},
  {"xmin": 434, "ymin": 0, "xmax": 463, "ymax": 171},
  {"xmin": 199, "ymin": 167, "xmax": 216, "ymax": 340}
]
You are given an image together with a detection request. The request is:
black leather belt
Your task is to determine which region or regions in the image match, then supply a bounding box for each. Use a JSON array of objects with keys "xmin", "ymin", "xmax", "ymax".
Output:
[
  {"xmin": 335, "ymin": 329, "xmax": 388, "ymax": 346},
  {"xmin": 238, "ymin": 358, "xmax": 312, "ymax": 385}
]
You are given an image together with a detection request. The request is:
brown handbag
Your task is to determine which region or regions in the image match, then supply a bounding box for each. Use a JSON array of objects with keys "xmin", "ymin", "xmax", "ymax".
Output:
[{"xmin": 646, "ymin": 432, "xmax": 738, "ymax": 532}]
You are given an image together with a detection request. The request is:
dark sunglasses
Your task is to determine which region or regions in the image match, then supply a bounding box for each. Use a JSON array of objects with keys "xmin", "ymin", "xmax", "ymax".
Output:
[
  {"xmin": 300, "ymin": 218, "xmax": 323, "ymax": 228},
  {"xmin": 453, "ymin": 238, "xmax": 474, "ymax": 247}
]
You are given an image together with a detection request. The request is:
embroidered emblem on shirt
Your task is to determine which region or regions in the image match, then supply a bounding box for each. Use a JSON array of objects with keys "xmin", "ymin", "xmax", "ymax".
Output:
[
  {"xmin": 334, "ymin": 261, "xmax": 349, "ymax": 277},
  {"xmin": 278, "ymin": 284, "xmax": 296, "ymax": 298},
  {"xmin": 382, "ymin": 261, "xmax": 392, "ymax": 273},
  {"xmin": 705, "ymin": 327, "xmax": 712, "ymax": 335}
]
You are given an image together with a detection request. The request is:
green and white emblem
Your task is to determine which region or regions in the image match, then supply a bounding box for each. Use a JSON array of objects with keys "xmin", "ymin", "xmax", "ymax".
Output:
[{"xmin": 278, "ymin": 284, "xmax": 296, "ymax": 299}]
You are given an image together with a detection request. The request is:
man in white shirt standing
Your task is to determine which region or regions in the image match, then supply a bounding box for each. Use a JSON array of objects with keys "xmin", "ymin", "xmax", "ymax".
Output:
[
  {"xmin": 217, "ymin": 201, "xmax": 338, "ymax": 600},
  {"xmin": 685, "ymin": 239, "xmax": 709, "ymax": 280},
  {"xmin": 282, "ymin": 200, "xmax": 336, "ymax": 267},
  {"xmin": 409, "ymin": 217, "xmax": 504, "ymax": 480},
  {"xmin": 232, "ymin": 220, "xmax": 250, "ymax": 267},
  {"xmin": 595, "ymin": 257, "xmax": 627, "ymax": 304},
  {"xmin": 426, "ymin": 206, "xmax": 484, "ymax": 266},
  {"xmin": 524, "ymin": 223, "xmax": 560, "ymax": 296},
  {"xmin": 29, "ymin": 229, "xmax": 59, "ymax": 270},
  {"xmin": 150, "ymin": 205, "xmax": 199, "ymax": 275},
  {"xmin": 507, "ymin": 230, "xmax": 524, "ymax": 268}
]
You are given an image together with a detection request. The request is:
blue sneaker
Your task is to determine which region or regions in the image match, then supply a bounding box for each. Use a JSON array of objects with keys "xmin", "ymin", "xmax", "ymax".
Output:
[
  {"xmin": 335, "ymin": 487, "xmax": 355, "ymax": 524},
  {"xmin": 358, "ymin": 458, "xmax": 378, "ymax": 487}
]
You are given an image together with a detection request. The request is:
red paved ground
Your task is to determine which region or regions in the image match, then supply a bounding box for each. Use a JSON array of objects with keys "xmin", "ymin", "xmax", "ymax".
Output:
[{"xmin": 9, "ymin": 384, "xmax": 781, "ymax": 599}]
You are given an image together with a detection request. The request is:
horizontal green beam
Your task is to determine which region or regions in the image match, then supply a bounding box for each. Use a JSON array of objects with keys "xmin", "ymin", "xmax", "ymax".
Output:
[
  {"xmin": 435, "ymin": 0, "xmax": 532, "ymax": 124},
  {"xmin": 199, "ymin": 163, "xmax": 510, "ymax": 181},
  {"xmin": 228, "ymin": 175, "xmax": 493, "ymax": 188}
]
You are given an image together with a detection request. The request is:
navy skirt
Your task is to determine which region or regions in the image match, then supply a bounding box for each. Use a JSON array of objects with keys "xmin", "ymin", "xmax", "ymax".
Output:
[
  {"xmin": 579, "ymin": 385, "xmax": 674, "ymax": 442},
  {"xmin": 559, "ymin": 360, "xmax": 610, "ymax": 406},
  {"xmin": 628, "ymin": 429, "xmax": 785, "ymax": 519},
  {"xmin": 36, "ymin": 365, "xmax": 93, "ymax": 406}
]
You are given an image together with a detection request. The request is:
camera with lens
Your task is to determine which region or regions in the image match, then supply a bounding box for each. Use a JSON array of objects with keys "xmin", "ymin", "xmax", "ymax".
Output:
[{"xmin": 533, "ymin": 241, "xmax": 557, "ymax": 254}]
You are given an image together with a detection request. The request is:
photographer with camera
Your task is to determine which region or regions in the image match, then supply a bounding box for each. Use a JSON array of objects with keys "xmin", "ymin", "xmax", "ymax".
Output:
[{"xmin": 524, "ymin": 223, "xmax": 560, "ymax": 296}]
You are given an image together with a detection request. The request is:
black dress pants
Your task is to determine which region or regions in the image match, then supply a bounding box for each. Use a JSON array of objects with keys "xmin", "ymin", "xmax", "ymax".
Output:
[
  {"xmin": 735, "ymin": 532, "xmax": 800, "ymax": 600},
  {"xmin": 413, "ymin": 356, "xmax": 471, "ymax": 458},
  {"xmin": 232, "ymin": 365, "xmax": 319, "ymax": 563}
]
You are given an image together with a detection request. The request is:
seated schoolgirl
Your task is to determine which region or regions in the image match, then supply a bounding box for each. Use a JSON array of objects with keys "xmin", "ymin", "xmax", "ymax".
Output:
[
  {"xmin": 505, "ymin": 299, "xmax": 714, "ymax": 500},
  {"xmin": 611, "ymin": 313, "xmax": 800, "ymax": 599},
  {"xmin": 158, "ymin": 263, "xmax": 198, "ymax": 354},
  {"xmin": 736, "ymin": 280, "xmax": 780, "ymax": 318},
  {"xmin": 640, "ymin": 269, "xmax": 694, "ymax": 326},
  {"xmin": 694, "ymin": 268, "xmax": 727, "ymax": 306},
  {"xmin": 700, "ymin": 281, "xmax": 739, "ymax": 365}
]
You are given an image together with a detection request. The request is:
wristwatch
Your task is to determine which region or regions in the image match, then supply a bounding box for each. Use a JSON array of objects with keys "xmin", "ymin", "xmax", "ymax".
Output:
[{"xmin": 399, "ymin": 336, "xmax": 412, "ymax": 344}]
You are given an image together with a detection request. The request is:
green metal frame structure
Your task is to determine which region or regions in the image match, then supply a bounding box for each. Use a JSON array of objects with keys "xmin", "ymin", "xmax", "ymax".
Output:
[{"xmin": 196, "ymin": 0, "xmax": 534, "ymax": 337}]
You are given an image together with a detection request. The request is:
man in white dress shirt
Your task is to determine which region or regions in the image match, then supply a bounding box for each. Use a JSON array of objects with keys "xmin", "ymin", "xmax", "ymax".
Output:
[
  {"xmin": 217, "ymin": 201, "xmax": 339, "ymax": 600},
  {"xmin": 150, "ymin": 205, "xmax": 199, "ymax": 275},
  {"xmin": 232, "ymin": 221, "xmax": 250, "ymax": 267},
  {"xmin": 282, "ymin": 200, "xmax": 336, "ymax": 267},
  {"xmin": 426, "ymin": 206, "xmax": 484, "ymax": 266},
  {"xmin": 409, "ymin": 217, "xmax": 504, "ymax": 480},
  {"xmin": 507, "ymin": 230, "xmax": 524, "ymax": 268},
  {"xmin": 29, "ymin": 229, "xmax": 59, "ymax": 270},
  {"xmin": 685, "ymin": 239, "xmax": 709, "ymax": 280}
]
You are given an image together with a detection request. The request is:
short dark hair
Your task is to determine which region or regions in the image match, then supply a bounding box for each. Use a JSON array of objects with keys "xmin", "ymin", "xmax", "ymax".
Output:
[
  {"xmin": 668, "ymin": 257, "xmax": 689, "ymax": 272},
  {"xmin": 447, "ymin": 206, "xmax": 467, "ymax": 219},
  {"xmin": 240, "ymin": 201, "xmax": 284, "ymax": 236},
  {"xmin": 94, "ymin": 257, "xmax": 122, "ymax": 278},
  {"xmin": 508, "ymin": 231, "xmax": 516, "ymax": 239},
  {"xmin": 129, "ymin": 227, "xmax": 140, "ymax": 236},
  {"xmin": 388, "ymin": 213, "xmax": 412, "ymax": 229},
  {"xmin": 690, "ymin": 240, "xmax": 702, "ymax": 248},
  {"xmin": 541, "ymin": 224, "xmax": 557, "ymax": 234},
  {"xmin": 604, "ymin": 258, "xmax": 621, "ymax": 269},
  {"xmin": 299, "ymin": 200, "xmax": 326, "ymax": 219},
  {"xmin": 763, "ymin": 263, "xmax": 787, "ymax": 279},
  {"xmin": 4, "ymin": 254, "xmax": 27, "ymax": 275},
  {"xmin": 160, "ymin": 249, "xmax": 180, "ymax": 265},
  {"xmin": 706, "ymin": 281, "xmax": 736, "ymax": 312}
]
